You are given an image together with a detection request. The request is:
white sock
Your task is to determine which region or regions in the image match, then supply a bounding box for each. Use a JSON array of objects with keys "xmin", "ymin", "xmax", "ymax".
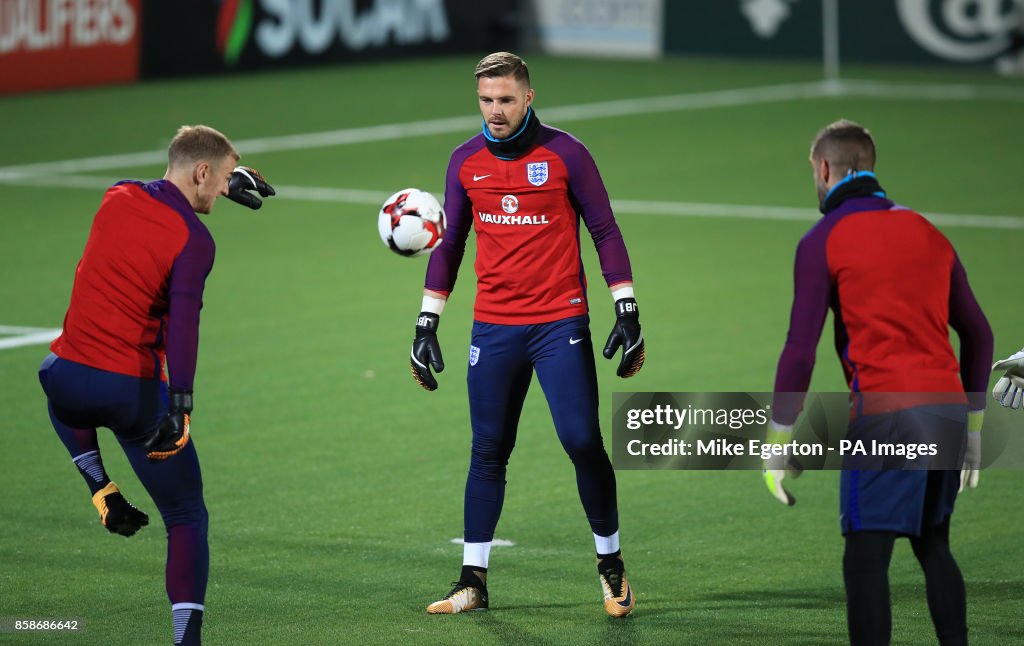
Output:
[
  {"xmin": 594, "ymin": 531, "xmax": 620, "ymax": 556},
  {"xmin": 462, "ymin": 541, "xmax": 492, "ymax": 569}
]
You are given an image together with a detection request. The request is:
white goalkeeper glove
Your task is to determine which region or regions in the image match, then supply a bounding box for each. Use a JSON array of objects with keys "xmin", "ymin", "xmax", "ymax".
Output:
[
  {"xmin": 762, "ymin": 421, "xmax": 802, "ymax": 506},
  {"xmin": 992, "ymin": 348, "xmax": 1024, "ymax": 409},
  {"xmin": 959, "ymin": 410, "xmax": 984, "ymax": 492}
]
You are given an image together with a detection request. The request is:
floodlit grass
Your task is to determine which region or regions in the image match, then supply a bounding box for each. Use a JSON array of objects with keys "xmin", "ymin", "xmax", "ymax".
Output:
[{"xmin": 1, "ymin": 55, "xmax": 1021, "ymax": 644}]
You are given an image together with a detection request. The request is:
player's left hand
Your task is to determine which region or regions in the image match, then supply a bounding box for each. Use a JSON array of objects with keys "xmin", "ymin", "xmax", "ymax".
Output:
[
  {"xmin": 762, "ymin": 422, "xmax": 801, "ymax": 506},
  {"xmin": 603, "ymin": 298, "xmax": 645, "ymax": 378},
  {"xmin": 145, "ymin": 390, "xmax": 192, "ymax": 461},
  {"xmin": 992, "ymin": 348, "xmax": 1024, "ymax": 409},
  {"xmin": 959, "ymin": 410, "xmax": 984, "ymax": 492},
  {"xmin": 227, "ymin": 166, "xmax": 276, "ymax": 209}
]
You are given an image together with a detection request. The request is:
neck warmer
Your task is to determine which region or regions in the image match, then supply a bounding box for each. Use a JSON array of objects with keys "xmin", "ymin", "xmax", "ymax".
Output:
[
  {"xmin": 483, "ymin": 108, "xmax": 541, "ymax": 160},
  {"xmin": 820, "ymin": 171, "xmax": 887, "ymax": 214}
]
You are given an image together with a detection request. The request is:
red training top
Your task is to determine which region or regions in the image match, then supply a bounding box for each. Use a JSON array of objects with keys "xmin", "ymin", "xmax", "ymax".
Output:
[
  {"xmin": 772, "ymin": 177, "xmax": 992, "ymax": 423},
  {"xmin": 51, "ymin": 180, "xmax": 215, "ymax": 391},
  {"xmin": 425, "ymin": 117, "xmax": 633, "ymax": 324}
]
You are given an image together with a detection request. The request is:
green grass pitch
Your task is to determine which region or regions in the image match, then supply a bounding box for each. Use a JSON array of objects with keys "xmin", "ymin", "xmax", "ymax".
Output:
[{"xmin": 1, "ymin": 55, "xmax": 1022, "ymax": 644}]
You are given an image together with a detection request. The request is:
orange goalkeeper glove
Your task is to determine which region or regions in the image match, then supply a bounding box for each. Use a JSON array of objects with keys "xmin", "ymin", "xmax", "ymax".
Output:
[{"xmin": 145, "ymin": 390, "xmax": 192, "ymax": 461}]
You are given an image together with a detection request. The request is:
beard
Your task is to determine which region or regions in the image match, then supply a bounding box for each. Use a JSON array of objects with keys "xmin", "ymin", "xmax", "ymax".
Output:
[
  {"xmin": 489, "ymin": 110, "xmax": 526, "ymax": 138},
  {"xmin": 815, "ymin": 177, "xmax": 828, "ymax": 204}
]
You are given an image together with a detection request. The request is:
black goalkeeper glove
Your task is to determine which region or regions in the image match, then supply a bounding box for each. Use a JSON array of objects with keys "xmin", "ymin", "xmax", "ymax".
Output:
[
  {"xmin": 145, "ymin": 390, "xmax": 192, "ymax": 461},
  {"xmin": 603, "ymin": 298, "xmax": 645, "ymax": 378},
  {"xmin": 410, "ymin": 312, "xmax": 444, "ymax": 391},
  {"xmin": 227, "ymin": 165, "xmax": 276, "ymax": 210}
]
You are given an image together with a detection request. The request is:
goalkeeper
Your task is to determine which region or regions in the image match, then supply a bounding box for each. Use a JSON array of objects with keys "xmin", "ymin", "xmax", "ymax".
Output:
[
  {"xmin": 38, "ymin": 125, "xmax": 274, "ymax": 646},
  {"xmin": 763, "ymin": 120, "xmax": 992, "ymax": 646},
  {"xmin": 409, "ymin": 52, "xmax": 643, "ymax": 618}
]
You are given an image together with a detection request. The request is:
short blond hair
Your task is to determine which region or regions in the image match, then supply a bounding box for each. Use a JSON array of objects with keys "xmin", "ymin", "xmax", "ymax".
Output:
[
  {"xmin": 168, "ymin": 125, "xmax": 239, "ymax": 168},
  {"xmin": 475, "ymin": 52, "xmax": 530, "ymax": 86},
  {"xmin": 810, "ymin": 119, "xmax": 876, "ymax": 175}
]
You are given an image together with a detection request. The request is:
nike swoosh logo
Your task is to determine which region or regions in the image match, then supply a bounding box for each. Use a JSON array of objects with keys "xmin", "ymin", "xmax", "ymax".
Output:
[
  {"xmin": 618, "ymin": 584, "xmax": 632, "ymax": 608},
  {"xmin": 569, "ymin": 337, "xmax": 583, "ymax": 345},
  {"xmin": 473, "ymin": 174, "xmax": 491, "ymax": 182}
]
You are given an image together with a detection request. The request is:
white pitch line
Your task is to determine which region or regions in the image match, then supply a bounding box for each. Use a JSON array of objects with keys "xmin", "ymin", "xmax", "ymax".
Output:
[
  {"xmin": 270, "ymin": 187, "xmax": 1024, "ymax": 230},
  {"xmin": 614, "ymin": 199, "xmax": 1024, "ymax": 230},
  {"xmin": 0, "ymin": 328, "xmax": 61, "ymax": 350},
  {"xmin": 0, "ymin": 81, "xmax": 835, "ymax": 180},
  {"xmin": 450, "ymin": 538, "xmax": 516, "ymax": 547},
  {"xmin": 5, "ymin": 175, "xmax": 400, "ymax": 205},
  {"xmin": 3, "ymin": 77, "xmax": 1023, "ymax": 184},
  {"xmin": 541, "ymin": 80, "xmax": 830, "ymax": 121},
  {"xmin": 0, "ymin": 325, "xmax": 57, "ymax": 334},
  {"xmin": 10, "ymin": 174, "xmax": 1020, "ymax": 230},
  {"xmin": 3, "ymin": 78, "xmax": 1021, "ymax": 182},
  {"xmin": 267, "ymin": 185, "xmax": 393, "ymax": 205},
  {"xmin": 12, "ymin": 174, "xmax": 118, "ymax": 190},
  {"xmin": 836, "ymin": 78, "xmax": 1024, "ymax": 102}
]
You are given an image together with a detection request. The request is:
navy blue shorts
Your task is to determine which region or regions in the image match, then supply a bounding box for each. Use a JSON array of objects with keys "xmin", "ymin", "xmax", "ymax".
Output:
[
  {"xmin": 840, "ymin": 404, "xmax": 966, "ymax": 536},
  {"xmin": 39, "ymin": 353, "xmax": 166, "ymax": 441}
]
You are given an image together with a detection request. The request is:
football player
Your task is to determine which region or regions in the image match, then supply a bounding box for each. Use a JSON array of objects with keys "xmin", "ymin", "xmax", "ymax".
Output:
[
  {"xmin": 410, "ymin": 52, "xmax": 644, "ymax": 617},
  {"xmin": 764, "ymin": 119, "xmax": 992, "ymax": 645},
  {"xmin": 39, "ymin": 125, "xmax": 274, "ymax": 645}
]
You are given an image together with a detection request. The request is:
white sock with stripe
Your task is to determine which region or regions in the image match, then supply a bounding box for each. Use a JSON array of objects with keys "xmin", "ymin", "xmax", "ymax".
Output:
[
  {"xmin": 172, "ymin": 603, "xmax": 204, "ymax": 645},
  {"xmin": 72, "ymin": 450, "xmax": 109, "ymax": 489}
]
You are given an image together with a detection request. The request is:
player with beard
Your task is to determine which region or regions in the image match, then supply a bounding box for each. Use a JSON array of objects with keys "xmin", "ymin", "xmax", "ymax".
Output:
[{"xmin": 409, "ymin": 52, "xmax": 644, "ymax": 617}]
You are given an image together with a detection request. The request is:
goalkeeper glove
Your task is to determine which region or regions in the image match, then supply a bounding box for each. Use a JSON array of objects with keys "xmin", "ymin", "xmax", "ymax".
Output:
[
  {"xmin": 762, "ymin": 421, "xmax": 802, "ymax": 506},
  {"xmin": 410, "ymin": 312, "xmax": 444, "ymax": 391},
  {"xmin": 992, "ymin": 348, "xmax": 1024, "ymax": 409},
  {"xmin": 145, "ymin": 390, "xmax": 192, "ymax": 461},
  {"xmin": 959, "ymin": 410, "xmax": 984, "ymax": 492},
  {"xmin": 227, "ymin": 165, "xmax": 276, "ymax": 209},
  {"xmin": 603, "ymin": 298, "xmax": 645, "ymax": 378}
]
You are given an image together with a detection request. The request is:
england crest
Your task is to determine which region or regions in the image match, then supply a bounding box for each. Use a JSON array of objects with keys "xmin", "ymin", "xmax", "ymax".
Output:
[
  {"xmin": 469, "ymin": 345, "xmax": 481, "ymax": 366},
  {"xmin": 526, "ymin": 162, "xmax": 548, "ymax": 187}
]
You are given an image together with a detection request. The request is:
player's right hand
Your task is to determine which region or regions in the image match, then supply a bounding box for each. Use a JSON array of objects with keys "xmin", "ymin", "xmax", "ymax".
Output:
[
  {"xmin": 227, "ymin": 166, "xmax": 276, "ymax": 210},
  {"xmin": 992, "ymin": 348, "xmax": 1024, "ymax": 409},
  {"xmin": 145, "ymin": 390, "xmax": 192, "ymax": 461},
  {"xmin": 762, "ymin": 422, "xmax": 801, "ymax": 506},
  {"xmin": 411, "ymin": 312, "xmax": 444, "ymax": 391}
]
